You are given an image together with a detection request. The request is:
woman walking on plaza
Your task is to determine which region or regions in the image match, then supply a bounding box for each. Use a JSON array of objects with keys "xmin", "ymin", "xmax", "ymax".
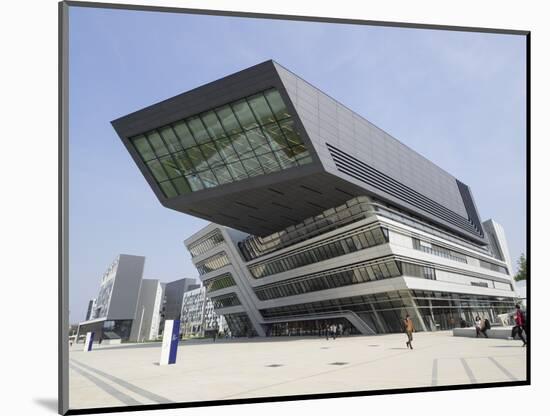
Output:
[
  {"xmin": 512, "ymin": 304, "xmax": 527, "ymax": 347},
  {"xmin": 404, "ymin": 314, "xmax": 415, "ymax": 349}
]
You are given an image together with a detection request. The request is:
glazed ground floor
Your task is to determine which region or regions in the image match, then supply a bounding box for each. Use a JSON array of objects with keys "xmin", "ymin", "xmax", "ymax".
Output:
[{"xmin": 224, "ymin": 289, "xmax": 517, "ymax": 337}]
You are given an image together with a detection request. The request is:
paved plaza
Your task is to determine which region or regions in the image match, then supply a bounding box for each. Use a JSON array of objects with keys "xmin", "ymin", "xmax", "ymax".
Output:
[{"xmin": 68, "ymin": 331, "xmax": 527, "ymax": 410}]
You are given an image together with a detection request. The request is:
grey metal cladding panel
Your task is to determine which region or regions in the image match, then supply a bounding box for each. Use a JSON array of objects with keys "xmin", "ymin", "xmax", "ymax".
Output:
[
  {"xmin": 166, "ymin": 171, "xmax": 366, "ymax": 237},
  {"xmin": 113, "ymin": 60, "xmax": 281, "ymax": 137},
  {"xmin": 326, "ymin": 145, "xmax": 486, "ymax": 243},
  {"xmin": 345, "ymin": 114, "xmax": 467, "ymax": 217},
  {"xmin": 275, "ymin": 62, "xmax": 468, "ymax": 219}
]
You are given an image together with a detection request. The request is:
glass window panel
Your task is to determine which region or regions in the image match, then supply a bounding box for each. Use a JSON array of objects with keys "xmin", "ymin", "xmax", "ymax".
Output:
[
  {"xmin": 274, "ymin": 150, "xmax": 297, "ymax": 169},
  {"xmin": 185, "ymin": 174, "xmax": 204, "ymax": 191},
  {"xmin": 245, "ymin": 129, "xmax": 271, "ymax": 155},
  {"xmin": 201, "ymin": 111, "xmax": 226, "ymax": 140},
  {"xmin": 227, "ymin": 161, "xmax": 247, "ymax": 180},
  {"xmin": 172, "ymin": 177, "xmax": 192, "ymax": 195},
  {"xmin": 358, "ymin": 233, "xmax": 369, "ymax": 248},
  {"xmin": 263, "ymin": 122, "xmax": 289, "ymax": 151},
  {"xmin": 279, "ymin": 119, "xmax": 303, "ymax": 146},
  {"xmin": 132, "ymin": 135, "xmax": 155, "ymax": 161},
  {"xmin": 378, "ymin": 263, "xmax": 391, "ymax": 277},
  {"xmin": 359, "ymin": 267, "xmax": 370, "ymax": 282},
  {"xmin": 199, "ymin": 170, "xmax": 218, "ymax": 188},
  {"xmin": 200, "ymin": 142, "xmax": 224, "ymax": 167},
  {"xmin": 365, "ymin": 231, "xmax": 376, "ymax": 246},
  {"xmin": 241, "ymin": 157, "xmax": 264, "ymax": 177},
  {"xmin": 171, "ymin": 151, "xmax": 194, "ymax": 175},
  {"xmin": 230, "ymin": 132, "xmax": 254, "ymax": 158},
  {"xmin": 216, "ymin": 106, "xmax": 242, "ymax": 136},
  {"xmin": 173, "ymin": 121, "xmax": 196, "ymax": 148},
  {"xmin": 248, "ymin": 93, "xmax": 276, "ymax": 125},
  {"xmin": 371, "ymin": 228, "xmax": 386, "ymax": 244},
  {"xmin": 231, "ymin": 100, "xmax": 259, "ymax": 130},
  {"xmin": 147, "ymin": 159, "xmax": 168, "ymax": 181},
  {"xmin": 371, "ymin": 264, "xmax": 384, "ymax": 279},
  {"xmin": 265, "ymin": 89, "xmax": 291, "ymax": 120},
  {"xmin": 365, "ymin": 266, "xmax": 376, "ymax": 281},
  {"xmin": 159, "ymin": 180, "xmax": 177, "ymax": 198},
  {"xmin": 187, "ymin": 116, "xmax": 210, "ymax": 144},
  {"xmin": 186, "ymin": 146, "xmax": 207, "ymax": 171},
  {"xmin": 257, "ymin": 153, "xmax": 281, "ymax": 173},
  {"xmin": 146, "ymin": 131, "xmax": 169, "ymax": 157},
  {"xmin": 289, "ymin": 145, "xmax": 308, "ymax": 158},
  {"xmin": 159, "ymin": 126, "xmax": 182, "ymax": 153},
  {"xmin": 215, "ymin": 137, "xmax": 239, "ymax": 163},
  {"xmin": 213, "ymin": 166, "xmax": 233, "ymax": 184},
  {"xmin": 159, "ymin": 155, "xmax": 182, "ymax": 179},
  {"xmin": 386, "ymin": 261, "xmax": 401, "ymax": 276}
]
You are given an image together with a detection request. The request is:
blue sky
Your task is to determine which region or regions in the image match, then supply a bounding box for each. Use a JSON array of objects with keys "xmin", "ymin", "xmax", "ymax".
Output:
[{"xmin": 69, "ymin": 6, "xmax": 526, "ymax": 323}]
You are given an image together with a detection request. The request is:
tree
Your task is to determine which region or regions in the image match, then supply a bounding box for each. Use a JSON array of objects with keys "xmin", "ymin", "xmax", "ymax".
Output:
[{"xmin": 514, "ymin": 253, "xmax": 527, "ymax": 282}]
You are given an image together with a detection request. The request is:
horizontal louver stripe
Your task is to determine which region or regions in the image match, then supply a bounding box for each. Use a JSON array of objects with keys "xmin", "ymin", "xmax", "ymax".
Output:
[{"xmin": 326, "ymin": 144, "xmax": 482, "ymax": 238}]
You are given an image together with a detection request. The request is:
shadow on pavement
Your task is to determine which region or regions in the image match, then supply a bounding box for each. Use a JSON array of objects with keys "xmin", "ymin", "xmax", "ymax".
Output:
[
  {"xmin": 33, "ymin": 398, "xmax": 57, "ymax": 413},
  {"xmin": 491, "ymin": 345, "xmax": 525, "ymax": 348}
]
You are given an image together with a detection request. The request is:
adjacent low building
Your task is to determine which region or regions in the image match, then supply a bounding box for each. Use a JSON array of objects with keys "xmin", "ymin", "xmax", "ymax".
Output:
[
  {"xmin": 112, "ymin": 60, "xmax": 519, "ymax": 337},
  {"xmin": 77, "ymin": 254, "xmax": 145, "ymax": 341},
  {"xmin": 162, "ymin": 277, "xmax": 201, "ymax": 320}
]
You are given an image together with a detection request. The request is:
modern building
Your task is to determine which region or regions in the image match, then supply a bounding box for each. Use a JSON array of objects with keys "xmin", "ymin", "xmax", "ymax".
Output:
[
  {"xmin": 129, "ymin": 279, "xmax": 164, "ymax": 342},
  {"xmin": 162, "ymin": 278, "xmax": 200, "ymax": 320},
  {"xmin": 85, "ymin": 298, "xmax": 96, "ymax": 321},
  {"xmin": 180, "ymin": 286, "xmax": 226, "ymax": 337},
  {"xmin": 112, "ymin": 60, "xmax": 519, "ymax": 337},
  {"xmin": 77, "ymin": 254, "xmax": 145, "ymax": 341}
]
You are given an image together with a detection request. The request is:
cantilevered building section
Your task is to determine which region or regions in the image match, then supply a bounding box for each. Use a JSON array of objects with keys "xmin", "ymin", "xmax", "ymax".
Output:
[{"xmin": 113, "ymin": 61, "xmax": 518, "ymax": 336}]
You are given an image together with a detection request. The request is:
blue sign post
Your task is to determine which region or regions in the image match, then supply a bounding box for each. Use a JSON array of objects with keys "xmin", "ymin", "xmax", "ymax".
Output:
[
  {"xmin": 160, "ymin": 320, "xmax": 180, "ymax": 365},
  {"xmin": 83, "ymin": 331, "xmax": 94, "ymax": 352}
]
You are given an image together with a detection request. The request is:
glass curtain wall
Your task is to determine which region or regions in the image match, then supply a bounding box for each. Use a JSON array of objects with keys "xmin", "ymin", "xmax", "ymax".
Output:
[
  {"xmin": 224, "ymin": 313, "xmax": 257, "ymax": 337},
  {"xmin": 259, "ymin": 290, "xmax": 516, "ymax": 334},
  {"xmin": 130, "ymin": 88, "xmax": 313, "ymax": 198},
  {"xmin": 249, "ymin": 226, "xmax": 388, "ymax": 278}
]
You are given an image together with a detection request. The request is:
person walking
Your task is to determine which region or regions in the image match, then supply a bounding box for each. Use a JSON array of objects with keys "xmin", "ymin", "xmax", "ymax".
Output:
[
  {"xmin": 512, "ymin": 304, "xmax": 527, "ymax": 346},
  {"xmin": 325, "ymin": 324, "xmax": 330, "ymax": 340},
  {"xmin": 338, "ymin": 323, "xmax": 343, "ymax": 337},
  {"xmin": 475, "ymin": 316, "xmax": 483, "ymax": 338},
  {"xmin": 331, "ymin": 324, "xmax": 337, "ymax": 340},
  {"xmin": 404, "ymin": 314, "xmax": 415, "ymax": 349},
  {"xmin": 481, "ymin": 317, "xmax": 490, "ymax": 338}
]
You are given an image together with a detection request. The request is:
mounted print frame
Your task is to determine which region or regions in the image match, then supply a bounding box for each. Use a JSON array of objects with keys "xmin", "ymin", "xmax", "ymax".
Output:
[{"xmin": 59, "ymin": 1, "xmax": 530, "ymax": 414}]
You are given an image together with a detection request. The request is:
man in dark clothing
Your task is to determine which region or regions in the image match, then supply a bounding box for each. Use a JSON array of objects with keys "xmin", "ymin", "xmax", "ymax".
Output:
[{"xmin": 513, "ymin": 304, "xmax": 527, "ymax": 347}]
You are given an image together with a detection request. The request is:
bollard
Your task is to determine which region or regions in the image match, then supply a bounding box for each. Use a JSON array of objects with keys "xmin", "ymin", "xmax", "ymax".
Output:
[{"xmin": 160, "ymin": 320, "xmax": 180, "ymax": 365}]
